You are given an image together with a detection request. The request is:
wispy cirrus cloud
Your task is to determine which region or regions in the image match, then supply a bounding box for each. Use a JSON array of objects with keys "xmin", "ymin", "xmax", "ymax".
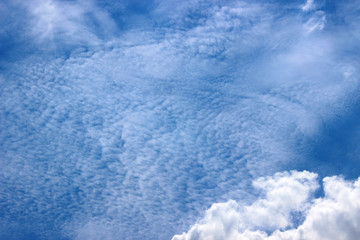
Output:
[{"xmin": 301, "ymin": 0, "xmax": 315, "ymax": 12}]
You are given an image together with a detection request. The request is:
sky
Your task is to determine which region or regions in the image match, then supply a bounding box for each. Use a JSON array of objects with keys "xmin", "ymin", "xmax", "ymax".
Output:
[{"xmin": 0, "ymin": 0, "xmax": 360, "ymax": 239}]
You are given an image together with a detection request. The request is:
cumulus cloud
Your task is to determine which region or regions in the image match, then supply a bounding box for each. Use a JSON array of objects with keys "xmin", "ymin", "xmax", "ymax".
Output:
[{"xmin": 172, "ymin": 171, "xmax": 360, "ymax": 240}]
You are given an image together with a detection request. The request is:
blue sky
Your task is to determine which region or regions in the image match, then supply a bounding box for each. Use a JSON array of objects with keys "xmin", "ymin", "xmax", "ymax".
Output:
[{"xmin": 1, "ymin": 0, "xmax": 360, "ymax": 239}]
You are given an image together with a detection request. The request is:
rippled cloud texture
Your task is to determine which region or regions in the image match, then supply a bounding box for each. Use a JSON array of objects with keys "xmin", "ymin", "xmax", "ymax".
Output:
[{"xmin": 0, "ymin": 0, "xmax": 360, "ymax": 239}]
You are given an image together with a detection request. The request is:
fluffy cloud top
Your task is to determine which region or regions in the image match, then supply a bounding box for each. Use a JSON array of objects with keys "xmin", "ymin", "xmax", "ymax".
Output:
[{"xmin": 172, "ymin": 171, "xmax": 360, "ymax": 240}]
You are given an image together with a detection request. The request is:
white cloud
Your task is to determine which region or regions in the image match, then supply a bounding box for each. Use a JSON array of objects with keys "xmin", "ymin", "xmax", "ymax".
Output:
[
  {"xmin": 1, "ymin": 1, "xmax": 360, "ymax": 239},
  {"xmin": 24, "ymin": 0, "xmax": 116, "ymax": 46},
  {"xmin": 300, "ymin": 0, "xmax": 326, "ymax": 33},
  {"xmin": 172, "ymin": 171, "xmax": 360, "ymax": 240},
  {"xmin": 301, "ymin": 0, "xmax": 315, "ymax": 12},
  {"xmin": 303, "ymin": 11, "xmax": 326, "ymax": 33}
]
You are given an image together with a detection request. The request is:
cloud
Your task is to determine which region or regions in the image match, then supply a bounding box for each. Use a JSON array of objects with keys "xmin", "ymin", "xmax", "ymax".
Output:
[
  {"xmin": 21, "ymin": 0, "xmax": 117, "ymax": 48},
  {"xmin": 1, "ymin": 0, "xmax": 360, "ymax": 239},
  {"xmin": 301, "ymin": 0, "xmax": 315, "ymax": 12},
  {"xmin": 172, "ymin": 171, "xmax": 360, "ymax": 240},
  {"xmin": 303, "ymin": 11, "xmax": 326, "ymax": 33}
]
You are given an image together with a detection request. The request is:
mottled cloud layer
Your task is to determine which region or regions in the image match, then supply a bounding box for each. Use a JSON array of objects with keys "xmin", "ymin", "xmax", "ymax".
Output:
[
  {"xmin": 1, "ymin": 0, "xmax": 360, "ymax": 239},
  {"xmin": 173, "ymin": 171, "xmax": 360, "ymax": 240}
]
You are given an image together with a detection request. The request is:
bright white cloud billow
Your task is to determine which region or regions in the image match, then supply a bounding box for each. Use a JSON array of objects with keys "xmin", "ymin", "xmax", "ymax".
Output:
[{"xmin": 172, "ymin": 171, "xmax": 360, "ymax": 240}]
